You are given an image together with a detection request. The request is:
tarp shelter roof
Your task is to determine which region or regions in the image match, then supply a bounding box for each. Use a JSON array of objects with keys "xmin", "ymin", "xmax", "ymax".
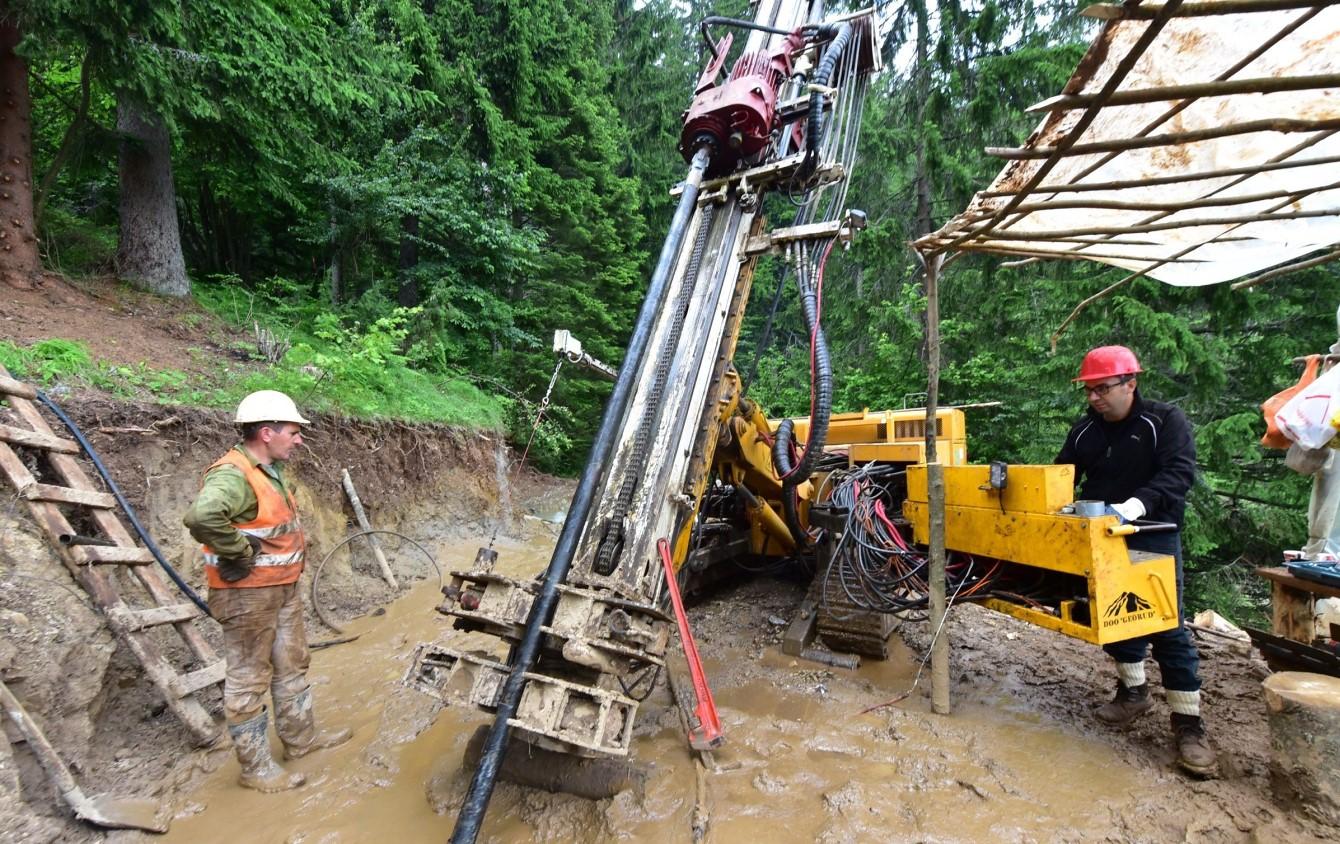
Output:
[{"xmin": 911, "ymin": 0, "xmax": 1340, "ymax": 290}]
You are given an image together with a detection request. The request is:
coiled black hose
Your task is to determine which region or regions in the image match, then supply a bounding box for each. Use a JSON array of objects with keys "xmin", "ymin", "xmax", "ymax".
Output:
[
  {"xmin": 36, "ymin": 391, "xmax": 212, "ymax": 617},
  {"xmin": 799, "ymin": 22, "xmax": 854, "ymax": 182},
  {"xmin": 771, "ymin": 244, "xmax": 834, "ymax": 542}
]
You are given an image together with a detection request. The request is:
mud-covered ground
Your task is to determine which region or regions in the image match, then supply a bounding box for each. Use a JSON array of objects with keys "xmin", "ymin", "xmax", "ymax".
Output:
[
  {"xmin": 147, "ymin": 534, "xmax": 1331, "ymax": 844},
  {"xmin": 1, "ymin": 390, "xmax": 1334, "ymax": 843},
  {"xmin": 0, "ymin": 391, "xmax": 565, "ymax": 843}
]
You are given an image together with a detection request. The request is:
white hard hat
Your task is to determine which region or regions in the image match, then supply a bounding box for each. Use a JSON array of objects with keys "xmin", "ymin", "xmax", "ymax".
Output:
[{"xmin": 234, "ymin": 390, "xmax": 311, "ymax": 425}]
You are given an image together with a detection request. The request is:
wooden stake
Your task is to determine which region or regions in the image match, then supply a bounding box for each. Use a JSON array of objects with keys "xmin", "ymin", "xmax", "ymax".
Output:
[
  {"xmin": 341, "ymin": 468, "xmax": 398, "ymax": 590},
  {"xmin": 922, "ymin": 252, "xmax": 951, "ymax": 716}
]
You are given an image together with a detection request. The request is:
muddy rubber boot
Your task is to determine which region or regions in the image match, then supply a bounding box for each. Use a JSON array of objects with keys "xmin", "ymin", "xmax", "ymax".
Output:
[
  {"xmin": 228, "ymin": 713, "xmax": 306, "ymax": 793},
  {"xmin": 275, "ymin": 689, "xmax": 353, "ymax": 761},
  {"xmin": 1171, "ymin": 713, "xmax": 1219, "ymax": 778},
  {"xmin": 1095, "ymin": 681, "xmax": 1153, "ymax": 726}
]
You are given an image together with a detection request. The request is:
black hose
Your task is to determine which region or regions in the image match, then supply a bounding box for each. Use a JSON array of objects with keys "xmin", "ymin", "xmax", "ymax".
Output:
[
  {"xmin": 699, "ymin": 16, "xmax": 802, "ymax": 60},
  {"xmin": 450, "ymin": 146, "xmax": 713, "ymax": 844},
  {"xmin": 35, "ymin": 391, "xmax": 212, "ymax": 618},
  {"xmin": 769, "ymin": 243, "xmax": 834, "ymax": 543},
  {"xmin": 770, "ymin": 420, "xmax": 807, "ymax": 545},
  {"xmin": 799, "ymin": 22, "xmax": 854, "ymax": 182}
]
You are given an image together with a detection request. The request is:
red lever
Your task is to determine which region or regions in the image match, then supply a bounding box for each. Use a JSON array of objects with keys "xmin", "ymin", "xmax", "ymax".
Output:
[{"xmin": 657, "ymin": 537, "xmax": 724, "ymax": 751}]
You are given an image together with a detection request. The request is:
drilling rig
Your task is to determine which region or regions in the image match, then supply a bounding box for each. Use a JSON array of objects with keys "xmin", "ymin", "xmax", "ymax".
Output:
[{"xmin": 408, "ymin": 3, "xmax": 1182, "ymax": 839}]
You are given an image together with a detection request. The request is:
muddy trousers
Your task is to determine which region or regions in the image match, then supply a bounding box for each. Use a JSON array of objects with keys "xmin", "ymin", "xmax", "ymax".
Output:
[
  {"xmin": 1102, "ymin": 531, "xmax": 1201, "ymax": 693},
  {"xmin": 209, "ymin": 582, "xmax": 312, "ymax": 728}
]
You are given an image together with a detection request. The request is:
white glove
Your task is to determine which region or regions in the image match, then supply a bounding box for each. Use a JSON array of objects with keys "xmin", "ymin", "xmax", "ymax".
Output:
[{"xmin": 1110, "ymin": 497, "xmax": 1146, "ymax": 523}]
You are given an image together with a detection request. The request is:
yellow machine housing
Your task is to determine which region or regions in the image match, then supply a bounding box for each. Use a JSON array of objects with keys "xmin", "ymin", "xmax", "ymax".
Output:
[
  {"xmin": 783, "ymin": 407, "xmax": 968, "ymax": 466},
  {"xmin": 902, "ymin": 464, "xmax": 1180, "ymax": 644}
]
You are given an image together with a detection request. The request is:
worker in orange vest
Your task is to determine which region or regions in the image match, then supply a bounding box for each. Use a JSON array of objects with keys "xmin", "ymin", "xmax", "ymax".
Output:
[
  {"xmin": 1057, "ymin": 346, "xmax": 1218, "ymax": 778},
  {"xmin": 184, "ymin": 390, "xmax": 351, "ymax": 792}
]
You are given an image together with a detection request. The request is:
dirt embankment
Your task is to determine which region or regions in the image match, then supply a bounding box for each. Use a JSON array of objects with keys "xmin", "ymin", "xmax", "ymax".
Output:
[{"xmin": 0, "ymin": 392, "xmax": 563, "ymax": 843}]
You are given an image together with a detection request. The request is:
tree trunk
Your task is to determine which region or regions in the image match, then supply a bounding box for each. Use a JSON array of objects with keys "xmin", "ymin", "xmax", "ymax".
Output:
[
  {"xmin": 1263, "ymin": 671, "xmax": 1340, "ymax": 828},
  {"xmin": 116, "ymin": 95, "xmax": 188, "ymax": 296},
  {"xmin": 0, "ymin": 16, "xmax": 41, "ymax": 287},
  {"xmin": 396, "ymin": 213, "xmax": 420, "ymax": 307}
]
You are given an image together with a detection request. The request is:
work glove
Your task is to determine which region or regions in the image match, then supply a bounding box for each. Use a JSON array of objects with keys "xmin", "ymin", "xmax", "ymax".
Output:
[
  {"xmin": 217, "ymin": 535, "xmax": 262, "ymax": 583},
  {"xmin": 1107, "ymin": 497, "xmax": 1146, "ymax": 524}
]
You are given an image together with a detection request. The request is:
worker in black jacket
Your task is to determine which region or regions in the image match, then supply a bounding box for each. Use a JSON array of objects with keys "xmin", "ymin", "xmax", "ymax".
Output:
[{"xmin": 1056, "ymin": 345, "xmax": 1217, "ymax": 777}]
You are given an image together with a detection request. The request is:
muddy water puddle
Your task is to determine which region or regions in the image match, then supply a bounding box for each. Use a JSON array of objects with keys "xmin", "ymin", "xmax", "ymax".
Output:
[{"xmin": 164, "ymin": 535, "xmax": 1153, "ymax": 843}]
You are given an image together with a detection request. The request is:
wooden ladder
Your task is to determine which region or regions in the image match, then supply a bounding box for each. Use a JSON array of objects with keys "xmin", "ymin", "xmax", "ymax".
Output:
[{"xmin": 0, "ymin": 364, "xmax": 223, "ymax": 746}]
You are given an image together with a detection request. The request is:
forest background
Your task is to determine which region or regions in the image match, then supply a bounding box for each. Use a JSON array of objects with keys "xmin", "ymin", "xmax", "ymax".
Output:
[{"xmin": 2, "ymin": 0, "xmax": 1337, "ymax": 622}]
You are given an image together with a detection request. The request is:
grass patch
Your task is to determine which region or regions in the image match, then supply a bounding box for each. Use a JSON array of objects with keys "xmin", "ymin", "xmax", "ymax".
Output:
[{"xmin": 191, "ymin": 275, "xmax": 506, "ymax": 428}]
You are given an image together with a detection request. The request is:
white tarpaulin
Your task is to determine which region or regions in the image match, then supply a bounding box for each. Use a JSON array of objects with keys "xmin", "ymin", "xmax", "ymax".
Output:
[{"xmin": 913, "ymin": 3, "xmax": 1340, "ymax": 287}]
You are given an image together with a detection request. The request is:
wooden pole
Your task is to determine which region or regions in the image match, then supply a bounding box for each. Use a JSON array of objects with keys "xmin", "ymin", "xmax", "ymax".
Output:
[
  {"xmin": 1231, "ymin": 247, "xmax": 1340, "ymax": 290},
  {"xmin": 986, "ymin": 117, "xmax": 1340, "ymax": 160},
  {"xmin": 1026, "ymin": 73, "xmax": 1340, "ymax": 113},
  {"xmin": 978, "ymin": 153, "xmax": 1340, "ymax": 198},
  {"xmin": 1082, "ymin": 0, "xmax": 1324, "ymax": 21},
  {"xmin": 341, "ymin": 468, "xmax": 399, "ymax": 590},
  {"xmin": 965, "ymin": 180, "xmax": 1340, "ymax": 218},
  {"xmin": 960, "ymin": 206, "xmax": 1340, "ymax": 242},
  {"xmin": 923, "ymin": 252, "xmax": 950, "ymax": 715}
]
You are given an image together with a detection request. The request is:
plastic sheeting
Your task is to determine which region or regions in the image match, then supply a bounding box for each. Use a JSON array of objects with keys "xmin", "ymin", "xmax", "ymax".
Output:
[{"xmin": 914, "ymin": 5, "xmax": 1340, "ymax": 286}]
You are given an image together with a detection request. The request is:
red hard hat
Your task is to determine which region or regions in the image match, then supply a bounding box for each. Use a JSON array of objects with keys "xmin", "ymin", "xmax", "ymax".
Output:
[{"xmin": 1074, "ymin": 345, "xmax": 1143, "ymax": 382}]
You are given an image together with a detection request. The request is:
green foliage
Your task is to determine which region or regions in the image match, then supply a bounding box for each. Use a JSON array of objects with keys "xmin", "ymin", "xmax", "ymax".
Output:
[
  {"xmin": 14, "ymin": 0, "xmax": 1340, "ymax": 631},
  {"xmin": 0, "ymin": 338, "xmax": 206, "ymax": 400},
  {"xmin": 0, "ymin": 338, "xmax": 94, "ymax": 382}
]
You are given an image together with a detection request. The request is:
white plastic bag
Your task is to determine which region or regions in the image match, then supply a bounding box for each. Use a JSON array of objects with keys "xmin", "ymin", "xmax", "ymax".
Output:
[{"xmin": 1276, "ymin": 363, "xmax": 1340, "ymax": 449}]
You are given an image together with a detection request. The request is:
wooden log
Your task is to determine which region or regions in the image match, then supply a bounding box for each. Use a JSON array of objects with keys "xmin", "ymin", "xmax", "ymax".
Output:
[
  {"xmin": 0, "ymin": 373, "xmax": 36, "ymax": 399},
  {"xmin": 1263, "ymin": 672, "xmax": 1340, "ymax": 827},
  {"xmin": 341, "ymin": 468, "xmax": 398, "ymax": 590}
]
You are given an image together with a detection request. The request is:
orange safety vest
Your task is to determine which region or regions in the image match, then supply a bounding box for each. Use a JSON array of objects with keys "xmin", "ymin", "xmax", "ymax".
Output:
[{"xmin": 200, "ymin": 449, "xmax": 305, "ymax": 589}]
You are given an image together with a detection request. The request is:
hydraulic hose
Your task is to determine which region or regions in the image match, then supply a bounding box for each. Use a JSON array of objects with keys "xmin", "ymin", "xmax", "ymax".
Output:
[
  {"xmin": 770, "ymin": 242, "xmax": 834, "ymax": 543},
  {"xmin": 699, "ymin": 16, "xmax": 803, "ymax": 60},
  {"xmin": 770, "ymin": 421, "xmax": 807, "ymax": 545},
  {"xmin": 450, "ymin": 146, "xmax": 713, "ymax": 844},
  {"xmin": 799, "ymin": 22, "xmax": 854, "ymax": 182},
  {"xmin": 35, "ymin": 391, "xmax": 212, "ymax": 617}
]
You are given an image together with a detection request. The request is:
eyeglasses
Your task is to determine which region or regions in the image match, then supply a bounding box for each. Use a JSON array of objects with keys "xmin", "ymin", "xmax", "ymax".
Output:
[{"xmin": 1081, "ymin": 375, "xmax": 1134, "ymax": 397}]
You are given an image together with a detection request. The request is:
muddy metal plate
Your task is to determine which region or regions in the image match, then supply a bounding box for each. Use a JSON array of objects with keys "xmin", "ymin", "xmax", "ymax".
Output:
[
  {"xmin": 441, "ymin": 570, "xmax": 671, "ymax": 675},
  {"xmin": 404, "ymin": 644, "xmax": 639, "ymax": 756}
]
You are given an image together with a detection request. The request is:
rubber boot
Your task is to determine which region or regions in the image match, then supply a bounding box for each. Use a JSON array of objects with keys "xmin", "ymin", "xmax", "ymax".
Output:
[
  {"xmin": 1095, "ymin": 681, "xmax": 1154, "ymax": 726},
  {"xmin": 275, "ymin": 689, "xmax": 353, "ymax": 761},
  {"xmin": 1170, "ymin": 713, "xmax": 1219, "ymax": 778},
  {"xmin": 228, "ymin": 712, "xmax": 305, "ymax": 793}
]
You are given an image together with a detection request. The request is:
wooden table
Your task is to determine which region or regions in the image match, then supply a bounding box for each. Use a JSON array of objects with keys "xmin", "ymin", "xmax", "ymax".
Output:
[{"xmin": 1257, "ymin": 566, "xmax": 1340, "ymax": 644}]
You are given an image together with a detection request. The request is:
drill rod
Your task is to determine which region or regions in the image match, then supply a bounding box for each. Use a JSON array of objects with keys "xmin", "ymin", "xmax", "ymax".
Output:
[{"xmin": 449, "ymin": 146, "xmax": 713, "ymax": 844}]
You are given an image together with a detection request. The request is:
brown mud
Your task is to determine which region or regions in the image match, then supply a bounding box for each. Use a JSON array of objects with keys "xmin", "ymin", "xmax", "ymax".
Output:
[
  {"xmin": 0, "ymin": 391, "xmax": 560, "ymax": 843},
  {"xmin": 157, "ymin": 537, "xmax": 1329, "ymax": 844},
  {"xmin": 0, "ymin": 391, "xmax": 1333, "ymax": 843}
]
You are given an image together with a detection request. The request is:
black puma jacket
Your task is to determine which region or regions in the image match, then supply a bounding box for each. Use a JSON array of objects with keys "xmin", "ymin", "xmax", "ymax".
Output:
[{"xmin": 1055, "ymin": 392, "xmax": 1197, "ymax": 528}]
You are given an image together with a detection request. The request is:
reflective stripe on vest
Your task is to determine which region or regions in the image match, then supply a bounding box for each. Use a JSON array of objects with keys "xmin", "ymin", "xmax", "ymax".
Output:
[{"xmin": 201, "ymin": 449, "xmax": 305, "ymax": 589}]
